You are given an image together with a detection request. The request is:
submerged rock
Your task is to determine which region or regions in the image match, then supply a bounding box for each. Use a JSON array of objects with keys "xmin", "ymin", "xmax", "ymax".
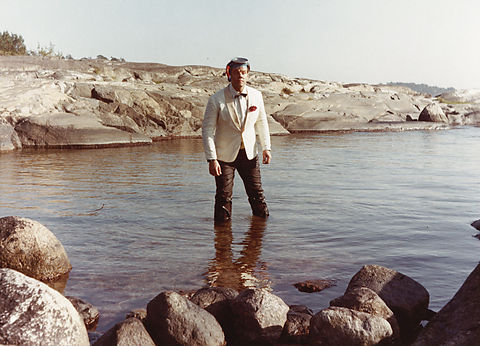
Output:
[
  {"xmin": 66, "ymin": 296, "xmax": 100, "ymax": 331},
  {"xmin": 0, "ymin": 268, "xmax": 89, "ymax": 346},
  {"xmin": 0, "ymin": 216, "xmax": 71, "ymax": 281}
]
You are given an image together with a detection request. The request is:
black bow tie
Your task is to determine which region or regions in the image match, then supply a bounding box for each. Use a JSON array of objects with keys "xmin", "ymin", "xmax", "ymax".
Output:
[{"xmin": 235, "ymin": 93, "xmax": 247, "ymax": 98}]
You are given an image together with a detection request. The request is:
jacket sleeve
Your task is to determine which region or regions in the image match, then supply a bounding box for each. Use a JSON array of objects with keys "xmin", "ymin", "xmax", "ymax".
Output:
[
  {"xmin": 254, "ymin": 92, "xmax": 271, "ymax": 151},
  {"xmin": 202, "ymin": 95, "xmax": 219, "ymax": 160}
]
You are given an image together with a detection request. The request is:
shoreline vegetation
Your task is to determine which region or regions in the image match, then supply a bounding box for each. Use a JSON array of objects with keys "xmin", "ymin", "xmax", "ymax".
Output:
[
  {"xmin": 1, "ymin": 55, "xmax": 480, "ymax": 152},
  {"xmin": 1, "ymin": 216, "xmax": 480, "ymax": 344}
]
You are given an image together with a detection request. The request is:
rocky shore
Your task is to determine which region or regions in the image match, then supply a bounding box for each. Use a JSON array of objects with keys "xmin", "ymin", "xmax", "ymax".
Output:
[
  {"xmin": 1, "ymin": 55, "xmax": 480, "ymax": 152},
  {"xmin": 1, "ymin": 215, "xmax": 480, "ymax": 345}
]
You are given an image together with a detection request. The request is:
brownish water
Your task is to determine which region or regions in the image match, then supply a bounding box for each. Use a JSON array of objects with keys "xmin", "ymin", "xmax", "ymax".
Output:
[{"xmin": 1, "ymin": 128, "xmax": 479, "ymax": 334}]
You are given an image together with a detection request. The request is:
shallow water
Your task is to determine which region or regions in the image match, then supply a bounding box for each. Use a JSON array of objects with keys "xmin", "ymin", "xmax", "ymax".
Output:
[{"xmin": 1, "ymin": 127, "xmax": 479, "ymax": 333}]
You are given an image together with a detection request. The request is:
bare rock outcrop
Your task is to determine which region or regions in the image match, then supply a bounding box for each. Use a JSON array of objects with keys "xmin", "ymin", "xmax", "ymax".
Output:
[
  {"xmin": 0, "ymin": 268, "xmax": 89, "ymax": 346},
  {"xmin": 309, "ymin": 306, "xmax": 393, "ymax": 345},
  {"xmin": 0, "ymin": 216, "xmax": 71, "ymax": 281},
  {"xmin": 412, "ymin": 263, "xmax": 480, "ymax": 345}
]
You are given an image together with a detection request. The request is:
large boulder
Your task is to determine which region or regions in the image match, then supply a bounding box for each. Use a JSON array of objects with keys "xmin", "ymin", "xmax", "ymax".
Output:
[
  {"xmin": 93, "ymin": 317, "xmax": 155, "ymax": 346},
  {"xmin": 331, "ymin": 287, "xmax": 400, "ymax": 340},
  {"xmin": 0, "ymin": 118, "xmax": 21, "ymax": 150},
  {"xmin": 190, "ymin": 287, "xmax": 238, "ymax": 342},
  {"xmin": 145, "ymin": 291, "xmax": 225, "ymax": 346},
  {"xmin": 0, "ymin": 268, "xmax": 89, "ymax": 346},
  {"xmin": 280, "ymin": 305, "xmax": 313, "ymax": 344},
  {"xmin": 418, "ymin": 103, "xmax": 448, "ymax": 123},
  {"xmin": 346, "ymin": 265, "xmax": 429, "ymax": 337},
  {"xmin": 412, "ymin": 263, "xmax": 480, "ymax": 345},
  {"xmin": 0, "ymin": 216, "xmax": 71, "ymax": 281},
  {"xmin": 231, "ymin": 288, "xmax": 289, "ymax": 344},
  {"xmin": 309, "ymin": 306, "xmax": 393, "ymax": 345}
]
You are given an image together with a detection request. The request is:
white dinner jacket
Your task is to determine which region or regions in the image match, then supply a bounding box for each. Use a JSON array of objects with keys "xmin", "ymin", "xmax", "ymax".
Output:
[{"xmin": 202, "ymin": 84, "xmax": 271, "ymax": 163}]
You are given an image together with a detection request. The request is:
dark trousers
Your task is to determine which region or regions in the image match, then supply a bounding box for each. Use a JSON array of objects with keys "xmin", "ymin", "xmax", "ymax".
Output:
[{"xmin": 214, "ymin": 149, "xmax": 269, "ymax": 221}]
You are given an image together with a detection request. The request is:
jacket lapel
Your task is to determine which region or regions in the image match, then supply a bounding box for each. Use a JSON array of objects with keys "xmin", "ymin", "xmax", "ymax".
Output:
[{"xmin": 223, "ymin": 87, "xmax": 241, "ymax": 130}]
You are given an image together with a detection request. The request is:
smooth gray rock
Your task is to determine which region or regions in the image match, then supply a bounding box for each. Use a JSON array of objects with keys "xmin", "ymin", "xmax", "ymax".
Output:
[
  {"xmin": 331, "ymin": 287, "xmax": 400, "ymax": 340},
  {"xmin": 231, "ymin": 288, "xmax": 289, "ymax": 344},
  {"xmin": 0, "ymin": 268, "xmax": 89, "ymax": 346},
  {"xmin": 66, "ymin": 296, "xmax": 100, "ymax": 331},
  {"xmin": 412, "ymin": 263, "xmax": 480, "ymax": 346},
  {"xmin": 93, "ymin": 317, "xmax": 155, "ymax": 346},
  {"xmin": 145, "ymin": 291, "xmax": 225, "ymax": 346},
  {"xmin": 0, "ymin": 216, "xmax": 71, "ymax": 281},
  {"xmin": 309, "ymin": 306, "xmax": 393, "ymax": 345},
  {"xmin": 346, "ymin": 265, "xmax": 429, "ymax": 337},
  {"xmin": 418, "ymin": 103, "xmax": 448, "ymax": 123}
]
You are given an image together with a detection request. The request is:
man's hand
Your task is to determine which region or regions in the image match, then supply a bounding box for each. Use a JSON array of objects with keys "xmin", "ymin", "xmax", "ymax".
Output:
[
  {"xmin": 262, "ymin": 150, "xmax": 272, "ymax": 164},
  {"xmin": 208, "ymin": 160, "xmax": 222, "ymax": 176}
]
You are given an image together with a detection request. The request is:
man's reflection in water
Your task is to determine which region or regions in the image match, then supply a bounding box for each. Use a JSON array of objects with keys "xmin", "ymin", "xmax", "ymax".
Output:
[{"xmin": 205, "ymin": 217, "xmax": 271, "ymax": 291}]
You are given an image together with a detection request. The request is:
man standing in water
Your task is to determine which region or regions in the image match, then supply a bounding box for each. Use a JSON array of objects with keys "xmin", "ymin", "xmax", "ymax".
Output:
[{"xmin": 202, "ymin": 57, "xmax": 271, "ymax": 222}]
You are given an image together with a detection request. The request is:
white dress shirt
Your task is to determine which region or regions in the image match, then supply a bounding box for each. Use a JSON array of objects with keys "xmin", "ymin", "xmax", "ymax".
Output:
[{"xmin": 229, "ymin": 84, "xmax": 247, "ymax": 126}]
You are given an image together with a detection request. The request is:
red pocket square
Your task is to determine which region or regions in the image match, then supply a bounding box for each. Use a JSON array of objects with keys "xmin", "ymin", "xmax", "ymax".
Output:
[{"xmin": 248, "ymin": 106, "xmax": 257, "ymax": 112}]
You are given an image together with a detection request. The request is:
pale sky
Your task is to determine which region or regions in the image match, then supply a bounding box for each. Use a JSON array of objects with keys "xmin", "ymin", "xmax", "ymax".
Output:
[{"xmin": 1, "ymin": 0, "xmax": 479, "ymax": 89}]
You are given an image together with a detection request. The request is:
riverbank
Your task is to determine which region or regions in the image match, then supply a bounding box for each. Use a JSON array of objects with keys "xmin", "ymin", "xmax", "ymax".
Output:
[{"xmin": 1, "ymin": 55, "xmax": 479, "ymax": 151}]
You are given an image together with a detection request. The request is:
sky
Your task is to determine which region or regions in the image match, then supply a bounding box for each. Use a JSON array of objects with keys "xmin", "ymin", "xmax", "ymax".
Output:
[{"xmin": 1, "ymin": 0, "xmax": 479, "ymax": 89}]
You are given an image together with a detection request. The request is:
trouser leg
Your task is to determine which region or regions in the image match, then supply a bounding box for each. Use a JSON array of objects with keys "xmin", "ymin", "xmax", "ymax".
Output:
[
  {"xmin": 214, "ymin": 161, "xmax": 235, "ymax": 222},
  {"xmin": 236, "ymin": 151, "xmax": 269, "ymax": 218}
]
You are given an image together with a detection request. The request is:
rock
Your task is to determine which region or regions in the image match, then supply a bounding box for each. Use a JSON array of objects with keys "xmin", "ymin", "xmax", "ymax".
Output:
[
  {"xmin": 471, "ymin": 219, "xmax": 480, "ymax": 231},
  {"xmin": 330, "ymin": 287, "xmax": 400, "ymax": 340},
  {"xmin": 66, "ymin": 296, "xmax": 100, "ymax": 331},
  {"xmin": 14, "ymin": 112, "xmax": 152, "ymax": 148},
  {"xmin": 412, "ymin": 263, "xmax": 480, "ymax": 345},
  {"xmin": 190, "ymin": 287, "xmax": 238, "ymax": 342},
  {"xmin": 231, "ymin": 288, "xmax": 289, "ymax": 344},
  {"xmin": 418, "ymin": 103, "xmax": 448, "ymax": 123},
  {"xmin": 126, "ymin": 308, "xmax": 147, "ymax": 322},
  {"xmin": 145, "ymin": 291, "xmax": 225, "ymax": 346},
  {"xmin": 280, "ymin": 305, "xmax": 313, "ymax": 344},
  {"xmin": 0, "ymin": 118, "xmax": 21, "ymax": 150},
  {"xmin": 0, "ymin": 216, "xmax": 71, "ymax": 281},
  {"xmin": 293, "ymin": 278, "xmax": 336, "ymax": 293},
  {"xmin": 346, "ymin": 264, "xmax": 429, "ymax": 338},
  {"xmin": 309, "ymin": 306, "xmax": 393, "ymax": 345},
  {"xmin": 0, "ymin": 268, "xmax": 89, "ymax": 346},
  {"xmin": 93, "ymin": 317, "xmax": 155, "ymax": 346}
]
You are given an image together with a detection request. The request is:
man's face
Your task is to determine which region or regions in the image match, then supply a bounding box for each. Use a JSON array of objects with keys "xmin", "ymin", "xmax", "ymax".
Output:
[{"xmin": 230, "ymin": 66, "xmax": 249, "ymax": 92}]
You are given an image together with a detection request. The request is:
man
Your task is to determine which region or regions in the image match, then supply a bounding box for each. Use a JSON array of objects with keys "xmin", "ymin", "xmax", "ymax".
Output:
[{"xmin": 202, "ymin": 57, "xmax": 271, "ymax": 222}]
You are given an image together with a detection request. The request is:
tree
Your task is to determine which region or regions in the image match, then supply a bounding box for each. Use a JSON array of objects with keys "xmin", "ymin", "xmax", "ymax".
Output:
[{"xmin": 0, "ymin": 31, "xmax": 27, "ymax": 55}]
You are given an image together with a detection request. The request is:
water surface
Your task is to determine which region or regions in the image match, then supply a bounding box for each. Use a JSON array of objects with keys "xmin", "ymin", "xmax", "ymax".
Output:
[{"xmin": 1, "ymin": 127, "xmax": 479, "ymax": 333}]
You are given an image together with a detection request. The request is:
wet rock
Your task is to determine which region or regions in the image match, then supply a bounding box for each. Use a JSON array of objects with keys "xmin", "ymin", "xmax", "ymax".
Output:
[
  {"xmin": 66, "ymin": 296, "xmax": 100, "ymax": 331},
  {"xmin": 346, "ymin": 264, "xmax": 429, "ymax": 339},
  {"xmin": 309, "ymin": 306, "xmax": 393, "ymax": 345},
  {"xmin": 0, "ymin": 118, "xmax": 21, "ymax": 150},
  {"xmin": 412, "ymin": 263, "xmax": 480, "ymax": 345},
  {"xmin": 471, "ymin": 219, "xmax": 480, "ymax": 231},
  {"xmin": 330, "ymin": 287, "xmax": 400, "ymax": 340},
  {"xmin": 418, "ymin": 103, "xmax": 448, "ymax": 123},
  {"xmin": 93, "ymin": 317, "xmax": 155, "ymax": 346},
  {"xmin": 145, "ymin": 291, "xmax": 225, "ymax": 346},
  {"xmin": 231, "ymin": 288, "xmax": 289, "ymax": 344},
  {"xmin": 0, "ymin": 268, "xmax": 89, "ymax": 346},
  {"xmin": 293, "ymin": 278, "xmax": 336, "ymax": 292},
  {"xmin": 190, "ymin": 287, "xmax": 238, "ymax": 342},
  {"xmin": 280, "ymin": 305, "xmax": 313, "ymax": 344},
  {"xmin": 0, "ymin": 216, "xmax": 71, "ymax": 281}
]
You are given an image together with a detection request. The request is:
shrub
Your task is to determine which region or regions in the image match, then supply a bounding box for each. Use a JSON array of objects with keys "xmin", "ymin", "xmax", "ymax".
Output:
[{"xmin": 0, "ymin": 31, "xmax": 27, "ymax": 55}]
